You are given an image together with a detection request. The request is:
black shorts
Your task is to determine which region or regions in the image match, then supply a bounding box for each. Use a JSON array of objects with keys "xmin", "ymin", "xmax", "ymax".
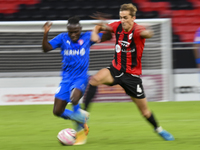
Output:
[{"xmin": 107, "ymin": 65, "xmax": 146, "ymax": 99}]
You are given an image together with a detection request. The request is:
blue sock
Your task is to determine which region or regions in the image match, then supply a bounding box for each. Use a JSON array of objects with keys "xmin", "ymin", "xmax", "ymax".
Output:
[
  {"xmin": 73, "ymin": 104, "xmax": 80, "ymax": 112},
  {"xmin": 60, "ymin": 109, "xmax": 73, "ymax": 119}
]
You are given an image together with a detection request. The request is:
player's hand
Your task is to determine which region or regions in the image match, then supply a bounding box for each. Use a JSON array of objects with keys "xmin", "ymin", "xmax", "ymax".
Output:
[{"xmin": 43, "ymin": 21, "xmax": 52, "ymax": 33}]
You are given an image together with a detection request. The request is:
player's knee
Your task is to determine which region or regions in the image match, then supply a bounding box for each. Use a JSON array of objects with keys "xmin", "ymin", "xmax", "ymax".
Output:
[
  {"xmin": 53, "ymin": 109, "xmax": 63, "ymax": 117},
  {"xmin": 70, "ymin": 89, "xmax": 81, "ymax": 105},
  {"xmin": 89, "ymin": 76, "xmax": 100, "ymax": 86},
  {"xmin": 142, "ymin": 110, "xmax": 151, "ymax": 118},
  {"xmin": 71, "ymin": 99, "xmax": 79, "ymax": 105}
]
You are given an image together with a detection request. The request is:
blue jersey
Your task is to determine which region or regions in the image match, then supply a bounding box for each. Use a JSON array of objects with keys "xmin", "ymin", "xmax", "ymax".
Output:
[{"xmin": 49, "ymin": 31, "xmax": 103, "ymax": 81}]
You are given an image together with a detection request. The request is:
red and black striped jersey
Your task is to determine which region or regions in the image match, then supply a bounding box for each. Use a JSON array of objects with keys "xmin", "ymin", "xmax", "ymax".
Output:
[{"xmin": 108, "ymin": 21, "xmax": 145, "ymax": 75}]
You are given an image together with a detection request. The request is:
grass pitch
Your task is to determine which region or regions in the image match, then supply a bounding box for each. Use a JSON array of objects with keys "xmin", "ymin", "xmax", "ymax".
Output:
[{"xmin": 0, "ymin": 101, "xmax": 200, "ymax": 150}]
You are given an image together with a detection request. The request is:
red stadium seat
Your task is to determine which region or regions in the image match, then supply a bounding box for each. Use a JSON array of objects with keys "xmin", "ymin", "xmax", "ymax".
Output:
[
  {"xmin": 159, "ymin": 10, "xmax": 172, "ymax": 18},
  {"xmin": 173, "ymin": 26, "xmax": 186, "ymax": 35},
  {"xmin": 151, "ymin": 2, "xmax": 170, "ymax": 11},
  {"xmin": 180, "ymin": 33, "xmax": 195, "ymax": 42},
  {"xmin": 185, "ymin": 9, "xmax": 200, "ymax": 17},
  {"xmin": 171, "ymin": 10, "xmax": 186, "ymax": 18},
  {"xmin": 138, "ymin": 2, "xmax": 153, "ymax": 12},
  {"xmin": 190, "ymin": 16, "xmax": 200, "ymax": 25}
]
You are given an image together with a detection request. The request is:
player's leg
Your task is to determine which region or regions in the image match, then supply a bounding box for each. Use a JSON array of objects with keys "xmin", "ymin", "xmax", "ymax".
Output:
[
  {"xmin": 70, "ymin": 78, "xmax": 90, "ymax": 145},
  {"xmin": 121, "ymin": 74, "xmax": 174, "ymax": 141},
  {"xmin": 71, "ymin": 78, "xmax": 90, "ymax": 131},
  {"xmin": 53, "ymin": 82, "xmax": 86, "ymax": 123},
  {"xmin": 83, "ymin": 84, "xmax": 98, "ymax": 111},
  {"xmin": 69, "ymin": 88, "xmax": 89, "ymax": 124},
  {"xmin": 53, "ymin": 83, "xmax": 73, "ymax": 119},
  {"xmin": 131, "ymin": 97, "xmax": 174, "ymax": 141},
  {"xmin": 131, "ymin": 97, "xmax": 157, "ymax": 128},
  {"xmin": 89, "ymin": 68, "xmax": 114, "ymax": 86},
  {"xmin": 53, "ymin": 97, "xmax": 71, "ymax": 119},
  {"xmin": 82, "ymin": 68, "xmax": 114, "ymax": 111}
]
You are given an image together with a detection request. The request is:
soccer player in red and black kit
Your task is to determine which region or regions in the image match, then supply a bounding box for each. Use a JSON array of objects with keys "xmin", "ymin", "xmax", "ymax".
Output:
[{"xmin": 84, "ymin": 3, "xmax": 174, "ymax": 141}]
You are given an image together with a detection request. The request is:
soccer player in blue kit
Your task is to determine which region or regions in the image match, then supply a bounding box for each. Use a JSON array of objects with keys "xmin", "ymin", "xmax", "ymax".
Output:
[{"xmin": 42, "ymin": 16, "xmax": 112, "ymax": 145}]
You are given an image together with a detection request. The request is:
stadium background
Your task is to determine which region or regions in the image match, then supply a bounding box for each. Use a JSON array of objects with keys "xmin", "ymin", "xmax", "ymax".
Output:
[
  {"xmin": 0, "ymin": 0, "xmax": 198, "ymax": 67},
  {"xmin": 0, "ymin": 0, "xmax": 199, "ymax": 104}
]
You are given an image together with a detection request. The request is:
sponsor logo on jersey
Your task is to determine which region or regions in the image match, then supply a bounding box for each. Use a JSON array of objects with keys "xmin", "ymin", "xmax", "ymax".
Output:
[
  {"xmin": 64, "ymin": 48, "xmax": 85, "ymax": 56},
  {"xmin": 80, "ymin": 48, "xmax": 85, "ymax": 56},
  {"xmin": 115, "ymin": 44, "xmax": 121, "ymax": 53},
  {"xmin": 118, "ymin": 40, "xmax": 130, "ymax": 47},
  {"xmin": 121, "ymin": 49, "xmax": 135, "ymax": 53},
  {"xmin": 129, "ymin": 33, "xmax": 133, "ymax": 40},
  {"xmin": 115, "ymin": 44, "xmax": 135, "ymax": 53}
]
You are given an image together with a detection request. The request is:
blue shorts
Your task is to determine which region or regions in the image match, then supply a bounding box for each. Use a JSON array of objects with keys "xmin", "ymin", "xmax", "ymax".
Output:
[{"xmin": 55, "ymin": 77, "xmax": 88, "ymax": 102}]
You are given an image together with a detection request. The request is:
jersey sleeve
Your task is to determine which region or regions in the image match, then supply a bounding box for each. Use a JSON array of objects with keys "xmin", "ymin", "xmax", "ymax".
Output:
[
  {"xmin": 49, "ymin": 33, "xmax": 63, "ymax": 49},
  {"xmin": 134, "ymin": 25, "xmax": 146, "ymax": 38},
  {"xmin": 194, "ymin": 27, "xmax": 200, "ymax": 44}
]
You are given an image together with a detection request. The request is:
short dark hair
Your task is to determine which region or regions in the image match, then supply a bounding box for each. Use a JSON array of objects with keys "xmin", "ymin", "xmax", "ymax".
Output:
[{"xmin": 68, "ymin": 16, "xmax": 80, "ymax": 24}]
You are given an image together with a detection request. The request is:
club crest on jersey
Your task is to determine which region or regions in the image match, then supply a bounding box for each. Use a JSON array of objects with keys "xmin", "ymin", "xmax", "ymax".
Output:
[
  {"xmin": 115, "ymin": 44, "xmax": 121, "ymax": 53},
  {"xmin": 129, "ymin": 33, "xmax": 133, "ymax": 40},
  {"xmin": 78, "ymin": 39, "xmax": 84, "ymax": 45}
]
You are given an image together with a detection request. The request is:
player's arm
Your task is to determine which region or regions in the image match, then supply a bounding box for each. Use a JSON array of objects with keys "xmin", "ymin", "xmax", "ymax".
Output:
[
  {"xmin": 139, "ymin": 25, "xmax": 153, "ymax": 39},
  {"xmin": 42, "ymin": 22, "xmax": 53, "ymax": 53},
  {"xmin": 91, "ymin": 24, "xmax": 112, "ymax": 42}
]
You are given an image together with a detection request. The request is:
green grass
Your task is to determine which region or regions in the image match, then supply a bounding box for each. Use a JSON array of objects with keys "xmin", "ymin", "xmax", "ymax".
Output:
[{"xmin": 0, "ymin": 101, "xmax": 200, "ymax": 150}]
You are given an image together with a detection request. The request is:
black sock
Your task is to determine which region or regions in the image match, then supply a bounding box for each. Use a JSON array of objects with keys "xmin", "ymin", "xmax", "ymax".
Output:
[
  {"xmin": 83, "ymin": 84, "xmax": 98, "ymax": 111},
  {"xmin": 146, "ymin": 113, "xmax": 158, "ymax": 129}
]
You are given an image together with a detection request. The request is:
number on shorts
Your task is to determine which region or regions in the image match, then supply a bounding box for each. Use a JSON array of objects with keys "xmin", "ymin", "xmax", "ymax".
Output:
[{"xmin": 137, "ymin": 84, "xmax": 142, "ymax": 93}]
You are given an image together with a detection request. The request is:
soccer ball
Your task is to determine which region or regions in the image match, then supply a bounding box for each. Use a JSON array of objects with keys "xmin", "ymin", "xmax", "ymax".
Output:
[{"xmin": 57, "ymin": 128, "xmax": 77, "ymax": 146}]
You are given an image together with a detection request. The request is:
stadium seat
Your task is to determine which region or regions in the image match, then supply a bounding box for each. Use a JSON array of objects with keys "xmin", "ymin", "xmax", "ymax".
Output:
[
  {"xmin": 31, "ymin": 14, "xmax": 44, "ymax": 21},
  {"xmin": 180, "ymin": 33, "xmax": 195, "ymax": 42},
  {"xmin": 67, "ymin": 1, "xmax": 81, "ymax": 10},
  {"xmin": 188, "ymin": 0, "xmax": 200, "ymax": 9},
  {"xmin": 3, "ymin": 14, "xmax": 15, "ymax": 21},
  {"xmin": 136, "ymin": 11, "xmax": 144, "ymax": 19},
  {"xmin": 151, "ymin": 2, "xmax": 170, "ymax": 11},
  {"xmin": 172, "ymin": 34, "xmax": 181, "ymax": 43},
  {"xmin": 186, "ymin": 9, "xmax": 200, "ymax": 18},
  {"xmin": 159, "ymin": 10, "xmax": 172, "ymax": 18},
  {"xmin": 0, "ymin": 14, "xmax": 4, "ymax": 21},
  {"xmin": 138, "ymin": 2, "xmax": 153, "ymax": 12},
  {"xmin": 15, "ymin": 12, "xmax": 30, "ymax": 21},
  {"xmin": 170, "ymin": 1, "xmax": 193, "ymax": 10},
  {"xmin": 54, "ymin": 2, "xmax": 67, "ymax": 11},
  {"xmin": 144, "ymin": 11, "xmax": 159, "ymax": 18},
  {"xmin": 173, "ymin": 26, "xmax": 186, "ymax": 35},
  {"xmin": 171, "ymin": 10, "xmax": 186, "ymax": 18},
  {"xmin": 172, "ymin": 17, "xmax": 190, "ymax": 26},
  {"xmin": 191, "ymin": 17, "xmax": 200, "ymax": 25}
]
